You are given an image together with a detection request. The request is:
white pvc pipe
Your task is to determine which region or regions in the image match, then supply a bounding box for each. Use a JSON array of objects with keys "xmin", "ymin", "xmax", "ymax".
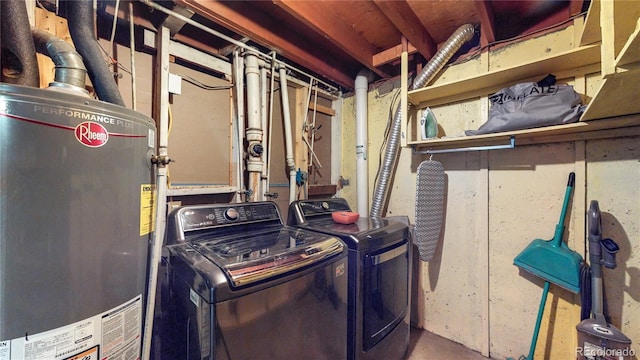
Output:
[
  {"xmin": 245, "ymin": 50, "xmax": 263, "ymax": 202},
  {"xmin": 260, "ymin": 66, "xmax": 268, "ymax": 201},
  {"xmin": 129, "ymin": 2, "xmax": 137, "ymax": 111},
  {"xmin": 266, "ymin": 52, "xmax": 277, "ymax": 196},
  {"xmin": 355, "ymin": 70, "xmax": 369, "ymax": 216},
  {"xmin": 233, "ymin": 50, "xmax": 245, "ymax": 202},
  {"xmin": 279, "ymin": 67, "xmax": 297, "ymax": 203}
]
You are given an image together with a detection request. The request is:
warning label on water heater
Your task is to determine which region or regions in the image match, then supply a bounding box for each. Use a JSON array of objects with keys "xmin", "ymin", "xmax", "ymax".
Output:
[
  {"xmin": 140, "ymin": 184, "xmax": 157, "ymax": 236},
  {"xmin": 0, "ymin": 295, "xmax": 142, "ymax": 360}
]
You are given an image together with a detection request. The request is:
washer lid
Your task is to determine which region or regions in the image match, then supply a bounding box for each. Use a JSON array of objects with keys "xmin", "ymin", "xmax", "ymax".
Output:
[{"xmin": 189, "ymin": 227, "xmax": 345, "ymax": 288}]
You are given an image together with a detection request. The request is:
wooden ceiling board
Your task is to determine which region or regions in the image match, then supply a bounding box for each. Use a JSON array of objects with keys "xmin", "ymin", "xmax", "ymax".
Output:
[
  {"xmin": 326, "ymin": 0, "xmax": 401, "ymax": 50},
  {"xmin": 407, "ymin": 0, "xmax": 480, "ymax": 44}
]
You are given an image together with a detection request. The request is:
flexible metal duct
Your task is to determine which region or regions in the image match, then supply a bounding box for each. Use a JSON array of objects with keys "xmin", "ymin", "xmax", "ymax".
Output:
[
  {"xmin": 370, "ymin": 24, "xmax": 475, "ymax": 218},
  {"xmin": 65, "ymin": 0, "xmax": 125, "ymax": 106},
  {"xmin": 32, "ymin": 28, "xmax": 88, "ymax": 95},
  {"xmin": 0, "ymin": 0, "xmax": 40, "ymax": 87}
]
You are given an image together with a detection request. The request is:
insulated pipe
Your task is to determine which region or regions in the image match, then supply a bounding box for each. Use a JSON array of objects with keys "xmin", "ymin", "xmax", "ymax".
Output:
[
  {"xmin": 355, "ymin": 70, "xmax": 371, "ymax": 216},
  {"xmin": 370, "ymin": 24, "xmax": 475, "ymax": 218},
  {"xmin": 279, "ymin": 66, "xmax": 297, "ymax": 203},
  {"xmin": 0, "ymin": 0, "xmax": 40, "ymax": 87},
  {"xmin": 31, "ymin": 28, "xmax": 89, "ymax": 95},
  {"xmin": 245, "ymin": 50, "xmax": 264, "ymax": 202},
  {"xmin": 65, "ymin": 0, "xmax": 126, "ymax": 106}
]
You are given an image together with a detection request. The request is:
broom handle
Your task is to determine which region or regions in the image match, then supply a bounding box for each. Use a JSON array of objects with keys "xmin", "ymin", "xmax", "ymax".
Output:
[
  {"xmin": 527, "ymin": 281, "xmax": 551, "ymax": 359},
  {"xmin": 553, "ymin": 172, "xmax": 575, "ymax": 247}
]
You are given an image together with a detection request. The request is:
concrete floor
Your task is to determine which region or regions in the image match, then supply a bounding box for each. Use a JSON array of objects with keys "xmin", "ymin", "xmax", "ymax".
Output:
[{"xmin": 407, "ymin": 327, "xmax": 489, "ymax": 360}]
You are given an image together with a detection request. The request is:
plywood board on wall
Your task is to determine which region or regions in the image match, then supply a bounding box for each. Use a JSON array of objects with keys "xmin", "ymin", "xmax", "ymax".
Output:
[{"xmin": 167, "ymin": 62, "xmax": 231, "ymax": 186}]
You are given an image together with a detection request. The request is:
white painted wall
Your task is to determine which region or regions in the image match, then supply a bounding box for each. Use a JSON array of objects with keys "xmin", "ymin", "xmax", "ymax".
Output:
[{"xmin": 341, "ymin": 26, "xmax": 640, "ymax": 359}]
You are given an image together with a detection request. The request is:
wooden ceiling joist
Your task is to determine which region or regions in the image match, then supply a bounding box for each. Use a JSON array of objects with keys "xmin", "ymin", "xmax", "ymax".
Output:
[
  {"xmin": 475, "ymin": 1, "xmax": 496, "ymax": 47},
  {"xmin": 372, "ymin": 0, "xmax": 436, "ymax": 60},
  {"xmin": 273, "ymin": 0, "xmax": 389, "ymax": 79},
  {"xmin": 178, "ymin": 0, "xmax": 354, "ymax": 88}
]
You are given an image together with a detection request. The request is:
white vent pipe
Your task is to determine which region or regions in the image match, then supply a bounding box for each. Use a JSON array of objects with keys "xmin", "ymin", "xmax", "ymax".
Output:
[
  {"xmin": 355, "ymin": 70, "xmax": 371, "ymax": 216},
  {"xmin": 279, "ymin": 66, "xmax": 297, "ymax": 203},
  {"xmin": 370, "ymin": 24, "xmax": 475, "ymax": 218},
  {"xmin": 245, "ymin": 50, "xmax": 263, "ymax": 202}
]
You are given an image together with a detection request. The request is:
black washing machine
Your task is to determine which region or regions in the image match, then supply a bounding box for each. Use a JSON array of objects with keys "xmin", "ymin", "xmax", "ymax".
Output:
[
  {"xmin": 160, "ymin": 202, "xmax": 349, "ymax": 359},
  {"xmin": 287, "ymin": 198, "xmax": 410, "ymax": 360}
]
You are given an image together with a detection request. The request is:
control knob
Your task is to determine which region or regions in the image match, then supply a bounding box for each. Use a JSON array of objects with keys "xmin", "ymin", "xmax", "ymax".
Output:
[{"xmin": 224, "ymin": 208, "xmax": 239, "ymax": 221}]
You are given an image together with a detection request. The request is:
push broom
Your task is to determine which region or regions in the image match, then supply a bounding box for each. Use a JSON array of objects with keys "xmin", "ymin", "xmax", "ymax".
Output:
[{"xmin": 511, "ymin": 172, "xmax": 584, "ymax": 360}]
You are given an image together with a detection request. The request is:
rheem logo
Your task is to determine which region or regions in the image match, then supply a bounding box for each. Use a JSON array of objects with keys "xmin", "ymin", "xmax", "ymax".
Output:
[{"xmin": 75, "ymin": 121, "xmax": 109, "ymax": 147}]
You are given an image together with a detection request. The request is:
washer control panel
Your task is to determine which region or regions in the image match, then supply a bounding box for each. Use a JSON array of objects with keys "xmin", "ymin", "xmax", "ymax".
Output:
[{"xmin": 175, "ymin": 202, "xmax": 281, "ymax": 233}]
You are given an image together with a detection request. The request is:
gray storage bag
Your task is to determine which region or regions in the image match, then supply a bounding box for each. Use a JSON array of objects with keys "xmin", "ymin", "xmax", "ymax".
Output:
[{"xmin": 466, "ymin": 82, "xmax": 584, "ymax": 136}]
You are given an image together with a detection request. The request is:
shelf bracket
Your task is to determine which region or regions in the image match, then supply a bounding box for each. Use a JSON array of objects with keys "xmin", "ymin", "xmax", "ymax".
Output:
[{"xmin": 412, "ymin": 136, "xmax": 515, "ymax": 154}]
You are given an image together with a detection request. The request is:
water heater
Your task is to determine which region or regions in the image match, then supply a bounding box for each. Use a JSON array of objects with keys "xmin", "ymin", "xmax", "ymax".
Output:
[{"xmin": 0, "ymin": 84, "xmax": 156, "ymax": 360}]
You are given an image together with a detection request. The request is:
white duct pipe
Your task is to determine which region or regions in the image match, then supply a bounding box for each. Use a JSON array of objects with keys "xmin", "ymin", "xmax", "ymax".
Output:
[
  {"xmin": 245, "ymin": 50, "xmax": 263, "ymax": 202},
  {"xmin": 279, "ymin": 66, "xmax": 297, "ymax": 203},
  {"xmin": 260, "ymin": 66, "xmax": 269, "ymax": 201},
  {"xmin": 355, "ymin": 70, "xmax": 370, "ymax": 216}
]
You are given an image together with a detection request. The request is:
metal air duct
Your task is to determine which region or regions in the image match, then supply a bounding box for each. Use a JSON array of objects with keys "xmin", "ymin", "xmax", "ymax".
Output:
[
  {"xmin": 369, "ymin": 24, "xmax": 475, "ymax": 218},
  {"xmin": 31, "ymin": 28, "xmax": 88, "ymax": 95}
]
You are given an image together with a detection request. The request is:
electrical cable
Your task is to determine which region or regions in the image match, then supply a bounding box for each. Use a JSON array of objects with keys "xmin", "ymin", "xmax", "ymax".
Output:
[{"xmin": 180, "ymin": 74, "xmax": 233, "ymax": 90}]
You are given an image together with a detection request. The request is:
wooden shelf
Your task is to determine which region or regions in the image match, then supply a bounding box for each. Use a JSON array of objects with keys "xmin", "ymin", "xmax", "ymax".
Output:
[
  {"xmin": 407, "ymin": 44, "xmax": 601, "ymax": 108},
  {"xmin": 409, "ymin": 115, "xmax": 640, "ymax": 153},
  {"xmin": 581, "ymin": 7, "xmax": 640, "ymax": 121},
  {"xmin": 405, "ymin": 3, "xmax": 640, "ymax": 152}
]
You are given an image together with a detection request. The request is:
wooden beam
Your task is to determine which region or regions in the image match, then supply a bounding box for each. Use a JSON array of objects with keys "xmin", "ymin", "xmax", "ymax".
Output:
[
  {"xmin": 569, "ymin": 0, "xmax": 585, "ymax": 16},
  {"xmin": 373, "ymin": 43, "xmax": 418, "ymax": 67},
  {"xmin": 178, "ymin": 0, "xmax": 354, "ymax": 88},
  {"xmin": 475, "ymin": 1, "xmax": 496, "ymax": 47},
  {"xmin": 309, "ymin": 102, "xmax": 335, "ymax": 116},
  {"xmin": 272, "ymin": 0, "xmax": 388, "ymax": 79},
  {"xmin": 372, "ymin": 0, "xmax": 436, "ymax": 60}
]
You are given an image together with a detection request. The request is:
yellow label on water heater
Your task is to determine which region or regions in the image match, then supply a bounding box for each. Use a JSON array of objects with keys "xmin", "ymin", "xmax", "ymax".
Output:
[{"xmin": 140, "ymin": 184, "xmax": 156, "ymax": 236}]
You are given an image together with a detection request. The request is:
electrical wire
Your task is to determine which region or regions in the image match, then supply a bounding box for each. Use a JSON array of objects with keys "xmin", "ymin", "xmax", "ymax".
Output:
[{"xmin": 180, "ymin": 74, "xmax": 233, "ymax": 90}]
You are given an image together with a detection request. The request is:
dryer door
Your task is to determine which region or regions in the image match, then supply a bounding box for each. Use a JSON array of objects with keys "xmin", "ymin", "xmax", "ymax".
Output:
[{"xmin": 362, "ymin": 240, "xmax": 409, "ymax": 351}]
